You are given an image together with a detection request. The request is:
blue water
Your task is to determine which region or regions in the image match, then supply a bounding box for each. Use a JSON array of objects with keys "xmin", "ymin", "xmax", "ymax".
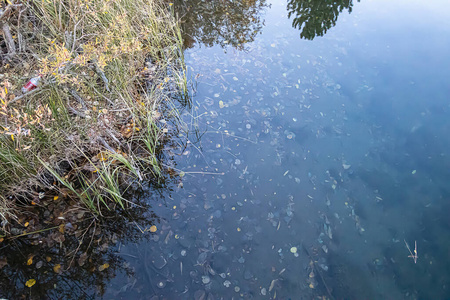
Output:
[{"xmin": 104, "ymin": 0, "xmax": 450, "ymax": 299}]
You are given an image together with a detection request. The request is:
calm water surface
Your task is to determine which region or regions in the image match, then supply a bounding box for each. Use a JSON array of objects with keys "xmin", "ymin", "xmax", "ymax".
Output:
[{"xmin": 105, "ymin": 0, "xmax": 450, "ymax": 299}]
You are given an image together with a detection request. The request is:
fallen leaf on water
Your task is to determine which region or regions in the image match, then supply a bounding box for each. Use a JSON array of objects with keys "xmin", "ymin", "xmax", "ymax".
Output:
[
  {"xmin": 269, "ymin": 279, "xmax": 278, "ymax": 292},
  {"xmin": 0, "ymin": 258, "xmax": 7, "ymax": 269},
  {"xmin": 46, "ymin": 256, "xmax": 52, "ymax": 262},
  {"xmin": 53, "ymin": 264, "xmax": 61, "ymax": 273},
  {"xmin": 219, "ymin": 100, "xmax": 225, "ymax": 109},
  {"xmin": 25, "ymin": 279, "xmax": 36, "ymax": 287},
  {"xmin": 98, "ymin": 263, "xmax": 109, "ymax": 271},
  {"xmin": 27, "ymin": 255, "xmax": 34, "ymax": 266},
  {"xmin": 78, "ymin": 252, "xmax": 88, "ymax": 266},
  {"xmin": 149, "ymin": 225, "xmax": 157, "ymax": 233}
]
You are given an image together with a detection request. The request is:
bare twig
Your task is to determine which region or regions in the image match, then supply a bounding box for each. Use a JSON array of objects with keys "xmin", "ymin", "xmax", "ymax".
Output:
[
  {"xmin": 1, "ymin": 22, "xmax": 16, "ymax": 55},
  {"xmin": 303, "ymin": 245, "xmax": 335, "ymax": 300},
  {"xmin": 97, "ymin": 136, "xmax": 116, "ymax": 153},
  {"xmin": 404, "ymin": 240, "xmax": 418, "ymax": 264},
  {"xmin": 94, "ymin": 64, "xmax": 110, "ymax": 92},
  {"xmin": 69, "ymin": 89, "xmax": 87, "ymax": 110}
]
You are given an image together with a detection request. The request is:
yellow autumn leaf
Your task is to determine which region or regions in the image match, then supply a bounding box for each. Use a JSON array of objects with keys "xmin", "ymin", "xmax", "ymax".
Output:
[
  {"xmin": 149, "ymin": 225, "xmax": 157, "ymax": 233},
  {"xmin": 25, "ymin": 279, "xmax": 36, "ymax": 287},
  {"xmin": 53, "ymin": 196, "xmax": 59, "ymax": 201},
  {"xmin": 97, "ymin": 151, "xmax": 109, "ymax": 161},
  {"xmin": 27, "ymin": 256, "xmax": 33, "ymax": 265},
  {"xmin": 98, "ymin": 263, "xmax": 109, "ymax": 271},
  {"xmin": 53, "ymin": 264, "xmax": 61, "ymax": 273}
]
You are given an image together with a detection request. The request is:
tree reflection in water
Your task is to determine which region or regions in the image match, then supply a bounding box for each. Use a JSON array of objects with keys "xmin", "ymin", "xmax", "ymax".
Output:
[
  {"xmin": 287, "ymin": 0, "xmax": 360, "ymax": 40},
  {"xmin": 0, "ymin": 190, "xmax": 166, "ymax": 299},
  {"xmin": 171, "ymin": 0, "xmax": 268, "ymax": 49}
]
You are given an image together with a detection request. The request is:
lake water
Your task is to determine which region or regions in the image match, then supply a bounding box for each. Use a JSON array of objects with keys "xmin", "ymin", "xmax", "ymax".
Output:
[
  {"xmin": 4, "ymin": 0, "xmax": 448, "ymax": 299},
  {"xmin": 100, "ymin": 0, "xmax": 450, "ymax": 299}
]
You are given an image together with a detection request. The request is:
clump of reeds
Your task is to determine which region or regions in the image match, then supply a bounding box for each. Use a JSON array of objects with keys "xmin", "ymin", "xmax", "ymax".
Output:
[{"xmin": 0, "ymin": 0, "xmax": 187, "ymax": 225}]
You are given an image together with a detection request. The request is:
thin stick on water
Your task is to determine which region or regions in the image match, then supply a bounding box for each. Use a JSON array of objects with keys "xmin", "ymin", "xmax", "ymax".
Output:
[{"xmin": 404, "ymin": 240, "xmax": 418, "ymax": 264}]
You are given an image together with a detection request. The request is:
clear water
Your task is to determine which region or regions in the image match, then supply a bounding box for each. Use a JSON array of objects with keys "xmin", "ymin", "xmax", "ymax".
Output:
[{"xmin": 104, "ymin": 0, "xmax": 450, "ymax": 299}]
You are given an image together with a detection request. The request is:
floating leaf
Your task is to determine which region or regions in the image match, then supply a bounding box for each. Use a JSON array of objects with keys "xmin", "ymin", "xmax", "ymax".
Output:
[
  {"xmin": 27, "ymin": 255, "xmax": 34, "ymax": 265},
  {"xmin": 219, "ymin": 100, "xmax": 225, "ymax": 109},
  {"xmin": 53, "ymin": 264, "xmax": 61, "ymax": 273},
  {"xmin": 149, "ymin": 225, "xmax": 157, "ymax": 233},
  {"xmin": 53, "ymin": 196, "xmax": 59, "ymax": 201},
  {"xmin": 78, "ymin": 252, "xmax": 88, "ymax": 266},
  {"xmin": 25, "ymin": 279, "xmax": 36, "ymax": 287},
  {"xmin": 98, "ymin": 263, "xmax": 109, "ymax": 271}
]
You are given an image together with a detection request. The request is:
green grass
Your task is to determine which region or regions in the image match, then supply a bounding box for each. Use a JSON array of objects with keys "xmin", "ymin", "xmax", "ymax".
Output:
[{"xmin": 0, "ymin": 0, "xmax": 188, "ymax": 225}]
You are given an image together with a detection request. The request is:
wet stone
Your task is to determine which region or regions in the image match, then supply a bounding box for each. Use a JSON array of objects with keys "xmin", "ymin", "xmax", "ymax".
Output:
[
  {"xmin": 194, "ymin": 290, "xmax": 206, "ymax": 300},
  {"xmin": 212, "ymin": 210, "xmax": 222, "ymax": 218},
  {"xmin": 156, "ymin": 280, "xmax": 166, "ymax": 288},
  {"xmin": 178, "ymin": 237, "xmax": 193, "ymax": 248},
  {"xmin": 152, "ymin": 255, "xmax": 167, "ymax": 269},
  {"xmin": 244, "ymin": 270, "xmax": 253, "ymax": 280},
  {"xmin": 202, "ymin": 275, "xmax": 211, "ymax": 284},
  {"xmin": 197, "ymin": 252, "xmax": 208, "ymax": 265}
]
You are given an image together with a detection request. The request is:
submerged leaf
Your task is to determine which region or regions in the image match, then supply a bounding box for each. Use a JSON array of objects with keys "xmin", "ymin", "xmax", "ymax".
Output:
[
  {"xmin": 25, "ymin": 279, "xmax": 36, "ymax": 287},
  {"xmin": 98, "ymin": 263, "xmax": 109, "ymax": 271},
  {"xmin": 53, "ymin": 264, "xmax": 61, "ymax": 273}
]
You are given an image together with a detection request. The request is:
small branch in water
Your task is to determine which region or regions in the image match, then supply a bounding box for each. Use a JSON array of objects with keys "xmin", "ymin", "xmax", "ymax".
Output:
[{"xmin": 404, "ymin": 240, "xmax": 418, "ymax": 264}]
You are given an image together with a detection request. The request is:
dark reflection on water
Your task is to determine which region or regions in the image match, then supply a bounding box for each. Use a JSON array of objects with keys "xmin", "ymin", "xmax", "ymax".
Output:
[
  {"xmin": 287, "ymin": 0, "xmax": 360, "ymax": 40},
  {"xmin": 0, "ymin": 195, "xmax": 154, "ymax": 299},
  {"xmin": 171, "ymin": 0, "xmax": 268, "ymax": 49}
]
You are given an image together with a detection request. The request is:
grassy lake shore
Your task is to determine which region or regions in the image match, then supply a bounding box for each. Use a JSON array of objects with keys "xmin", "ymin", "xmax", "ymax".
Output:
[{"xmin": 0, "ymin": 0, "xmax": 187, "ymax": 236}]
